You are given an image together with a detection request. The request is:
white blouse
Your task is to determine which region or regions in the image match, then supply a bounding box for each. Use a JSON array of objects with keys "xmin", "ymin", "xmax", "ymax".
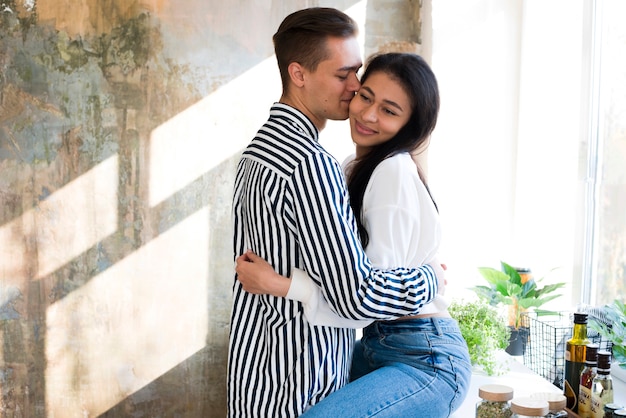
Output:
[{"xmin": 286, "ymin": 152, "xmax": 447, "ymax": 328}]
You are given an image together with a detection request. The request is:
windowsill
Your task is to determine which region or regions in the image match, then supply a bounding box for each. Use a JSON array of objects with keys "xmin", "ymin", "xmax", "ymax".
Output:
[
  {"xmin": 612, "ymin": 363, "xmax": 626, "ymax": 405},
  {"xmin": 451, "ymin": 351, "xmax": 562, "ymax": 417},
  {"xmin": 452, "ymin": 351, "xmax": 626, "ymax": 417}
]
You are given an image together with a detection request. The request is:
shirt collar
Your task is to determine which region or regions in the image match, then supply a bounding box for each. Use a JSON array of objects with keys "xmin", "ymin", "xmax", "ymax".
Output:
[{"xmin": 270, "ymin": 102, "xmax": 319, "ymax": 142}]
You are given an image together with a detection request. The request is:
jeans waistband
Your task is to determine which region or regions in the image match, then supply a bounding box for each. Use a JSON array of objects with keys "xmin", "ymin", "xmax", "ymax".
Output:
[{"xmin": 369, "ymin": 317, "xmax": 460, "ymax": 336}]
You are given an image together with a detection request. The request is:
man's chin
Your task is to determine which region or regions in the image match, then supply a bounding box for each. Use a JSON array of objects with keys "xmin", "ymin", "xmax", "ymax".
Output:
[{"xmin": 328, "ymin": 110, "xmax": 350, "ymax": 121}]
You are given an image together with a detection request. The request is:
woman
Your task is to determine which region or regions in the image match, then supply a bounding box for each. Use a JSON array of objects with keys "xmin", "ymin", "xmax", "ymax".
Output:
[{"xmin": 236, "ymin": 53, "xmax": 471, "ymax": 417}]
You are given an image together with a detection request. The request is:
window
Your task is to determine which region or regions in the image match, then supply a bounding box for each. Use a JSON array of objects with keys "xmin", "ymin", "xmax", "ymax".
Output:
[
  {"xmin": 582, "ymin": 0, "xmax": 626, "ymax": 305},
  {"xmin": 427, "ymin": 0, "xmax": 625, "ymax": 308}
]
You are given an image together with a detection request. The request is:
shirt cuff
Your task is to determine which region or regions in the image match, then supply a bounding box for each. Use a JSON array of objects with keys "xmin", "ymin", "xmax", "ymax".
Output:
[{"xmin": 286, "ymin": 268, "xmax": 315, "ymax": 303}]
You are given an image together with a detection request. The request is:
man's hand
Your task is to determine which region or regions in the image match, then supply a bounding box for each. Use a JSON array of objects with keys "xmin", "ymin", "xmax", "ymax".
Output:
[{"xmin": 235, "ymin": 250, "xmax": 291, "ymax": 297}]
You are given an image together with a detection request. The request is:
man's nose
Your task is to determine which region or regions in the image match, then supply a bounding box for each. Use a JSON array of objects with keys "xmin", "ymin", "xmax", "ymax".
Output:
[{"xmin": 347, "ymin": 73, "xmax": 360, "ymax": 92}]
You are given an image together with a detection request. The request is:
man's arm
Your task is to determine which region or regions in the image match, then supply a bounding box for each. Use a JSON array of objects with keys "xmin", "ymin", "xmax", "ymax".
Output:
[{"xmin": 285, "ymin": 152, "xmax": 440, "ymax": 321}]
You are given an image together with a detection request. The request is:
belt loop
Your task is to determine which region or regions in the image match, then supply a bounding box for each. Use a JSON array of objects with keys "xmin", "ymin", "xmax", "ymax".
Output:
[
  {"xmin": 433, "ymin": 318, "xmax": 443, "ymax": 336},
  {"xmin": 371, "ymin": 320, "xmax": 380, "ymax": 336}
]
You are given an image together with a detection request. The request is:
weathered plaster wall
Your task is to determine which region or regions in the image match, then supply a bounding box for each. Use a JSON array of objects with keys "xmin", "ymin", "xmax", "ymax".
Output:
[{"xmin": 0, "ymin": 0, "xmax": 422, "ymax": 416}]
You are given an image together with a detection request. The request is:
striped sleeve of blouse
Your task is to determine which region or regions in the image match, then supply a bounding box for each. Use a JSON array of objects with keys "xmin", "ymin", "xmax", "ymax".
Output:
[{"xmin": 286, "ymin": 151, "xmax": 438, "ymax": 321}]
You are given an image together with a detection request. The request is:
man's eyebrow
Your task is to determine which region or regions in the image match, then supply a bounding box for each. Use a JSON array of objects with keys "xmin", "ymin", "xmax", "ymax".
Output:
[
  {"xmin": 361, "ymin": 86, "xmax": 405, "ymax": 112},
  {"xmin": 337, "ymin": 64, "xmax": 362, "ymax": 72}
]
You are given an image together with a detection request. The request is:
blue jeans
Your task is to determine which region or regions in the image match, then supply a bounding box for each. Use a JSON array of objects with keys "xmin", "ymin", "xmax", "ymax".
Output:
[{"xmin": 301, "ymin": 317, "xmax": 472, "ymax": 418}]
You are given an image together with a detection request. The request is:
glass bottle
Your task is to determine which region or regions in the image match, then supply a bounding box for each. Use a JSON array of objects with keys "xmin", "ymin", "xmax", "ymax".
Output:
[
  {"xmin": 579, "ymin": 343, "xmax": 599, "ymax": 417},
  {"xmin": 564, "ymin": 312, "xmax": 591, "ymax": 412},
  {"xmin": 530, "ymin": 393, "xmax": 567, "ymax": 417},
  {"xmin": 590, "ymin": 351, "xmax": 613, "ymax": 418},
  {"xmin": 476, "ymin": 384, "xmax": 514, "ymax": 418},
  {"xmin": 511, "ymin": 397, "xmax": 549, "ymax": 417}
]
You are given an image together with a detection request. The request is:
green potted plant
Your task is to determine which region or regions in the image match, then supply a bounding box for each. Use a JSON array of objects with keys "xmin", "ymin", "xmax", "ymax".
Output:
[
  {"xmin": 472, "ymin": 261, "xmax": 566, "ymax": 355},
  {"xmin": 590, "ymin": 299, "xmax": 626, "ymax": 370},
  {"xmin": 448, "ymin": 298, "xmax": 510, "ymax": 376}
]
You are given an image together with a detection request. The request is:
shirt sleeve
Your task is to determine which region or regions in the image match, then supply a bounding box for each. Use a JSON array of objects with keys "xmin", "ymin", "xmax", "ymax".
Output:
[
  {"xmin": 287, "ymin": 268, "xmax": 374, "ymax": 328},
  {"xmin": 285, "ymin": 152, "xmax": 438, "ymax": 321}
]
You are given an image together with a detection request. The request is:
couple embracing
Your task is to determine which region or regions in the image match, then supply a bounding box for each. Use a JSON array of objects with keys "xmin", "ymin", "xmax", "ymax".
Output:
[{"xmin": 228, "ymin": 7, "xmax": 471, "ymax": 418}]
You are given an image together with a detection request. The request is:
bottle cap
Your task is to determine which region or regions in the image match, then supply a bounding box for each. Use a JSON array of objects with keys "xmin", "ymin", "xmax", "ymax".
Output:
[
  {"xmin": 530, "ymin": 392, "xmax": 567, "ymax": 412},
  {"xmin": 573, "ymin": 312, "xmax": 588, "ymax": 324},
  {"xmin": 585, "ymin": 344, "xmax": 599, "ymax": 363},
  {"xmin": 478, "ymin": 384, "xmax": 514, "ymax": 402},
  {"xmin": 511, "ymin": 397, "xmax": 549, "ymax": 416},
  {"xmin": 597, "ymin": 351, "xmax": 612, "ymax": 370}
]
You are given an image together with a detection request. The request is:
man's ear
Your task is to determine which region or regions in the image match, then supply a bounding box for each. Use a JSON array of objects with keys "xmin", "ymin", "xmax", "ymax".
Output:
[{"xmin": 287, "ymin": 62, "xmax": 306, "ymax": 88}]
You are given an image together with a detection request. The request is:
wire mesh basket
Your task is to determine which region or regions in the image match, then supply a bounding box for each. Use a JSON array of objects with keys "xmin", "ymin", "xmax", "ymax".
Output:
[{"xmin": 522, "ymin": 310, "xmax": 613, "ymax": 389}]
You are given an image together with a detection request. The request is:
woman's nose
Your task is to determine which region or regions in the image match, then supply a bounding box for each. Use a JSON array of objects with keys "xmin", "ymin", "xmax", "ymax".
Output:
[{"xmin": 362, "ymin": 105, "xmax": 377, "ymax": 122}]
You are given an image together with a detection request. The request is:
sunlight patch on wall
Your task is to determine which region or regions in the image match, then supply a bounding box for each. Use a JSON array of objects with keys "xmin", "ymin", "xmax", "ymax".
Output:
[
  {"xmin": 45, "ymin": 206, "xmax": 210, "ymax": 417},
  {"xmin": 148, "ymin": 56, "xmax": 280, "ymax": 207},
  {"xmin": 0, "ymin": 214, "xmax": 28, "ymax": 291},
  {"xmin": 35, "ymin": 156, "xmax": 119, "ymax": 279}
]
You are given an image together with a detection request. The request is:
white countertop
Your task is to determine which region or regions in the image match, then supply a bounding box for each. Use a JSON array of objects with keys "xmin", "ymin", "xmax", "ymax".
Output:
[{"xmin": 452, "ymin": 352, "xmax": 626, "ymax": 417}]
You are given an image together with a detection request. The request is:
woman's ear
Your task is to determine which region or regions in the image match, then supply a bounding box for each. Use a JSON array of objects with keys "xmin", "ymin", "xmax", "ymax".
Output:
[{"xmin": 288, "ymin": 62, "xmax": 306, "ymax": 88}]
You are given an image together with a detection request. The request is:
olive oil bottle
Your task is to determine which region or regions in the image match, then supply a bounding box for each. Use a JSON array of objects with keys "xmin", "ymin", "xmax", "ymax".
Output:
[
  {"xmin": 564, "ymin": 312, "xmax": 590, "ymax": 412},
  {"xmin": 590, "ymin": 351, "xmax": 613, "ymax": 418},
  {"xmin": 578, "ymin": 343, "xmax": 599, "ymax": 417}
]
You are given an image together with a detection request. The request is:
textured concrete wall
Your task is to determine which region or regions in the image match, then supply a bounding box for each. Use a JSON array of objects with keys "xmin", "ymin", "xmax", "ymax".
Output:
[
  {"xmin": 0, "ymin": 0, "xmax": 421, "ymax": 416},
  {"xmin": 364, "ymin": 0, "xmax": 423, "ymax": 56}
]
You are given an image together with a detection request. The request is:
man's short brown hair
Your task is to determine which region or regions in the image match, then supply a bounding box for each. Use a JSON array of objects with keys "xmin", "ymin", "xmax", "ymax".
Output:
[{"xmin": 273, "ymin": 7, "xmax": 358, "ymax": 93}]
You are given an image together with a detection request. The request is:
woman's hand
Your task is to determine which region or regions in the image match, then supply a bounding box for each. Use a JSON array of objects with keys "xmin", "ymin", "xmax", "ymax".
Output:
[
  {"xmin": 428, "ymin": 257, "xmax": 447, "ymax": 296},
  {"xmin": 235, "ymin": 250, "xmax": 291, "ymax": 297}
]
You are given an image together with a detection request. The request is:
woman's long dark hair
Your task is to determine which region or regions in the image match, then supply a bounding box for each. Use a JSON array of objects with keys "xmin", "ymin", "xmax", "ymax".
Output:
[{"xmin": 347, "ymin": 53, "xmax": 440, "ymax": 247}]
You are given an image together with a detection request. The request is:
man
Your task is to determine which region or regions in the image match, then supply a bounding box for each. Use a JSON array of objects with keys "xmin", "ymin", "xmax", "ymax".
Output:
[{"xmin": 227, "ymin": 7, "xmax": 443, "ymax": 417}]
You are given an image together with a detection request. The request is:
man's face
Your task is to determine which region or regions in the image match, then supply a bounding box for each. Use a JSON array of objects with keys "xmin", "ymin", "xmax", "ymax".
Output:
[{"xmin": 303, "ymin": 36, "xmax": 362, "ymax": 128}]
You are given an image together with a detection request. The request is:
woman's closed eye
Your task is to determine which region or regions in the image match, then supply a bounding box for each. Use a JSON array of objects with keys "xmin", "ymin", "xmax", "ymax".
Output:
[
  {"xmin": 383, "ymin": 107, "xmax": 399, "ymax": 116},
  {"xmin": 358, "ymin": 92, "xmax": 372, "ymax": 102}
]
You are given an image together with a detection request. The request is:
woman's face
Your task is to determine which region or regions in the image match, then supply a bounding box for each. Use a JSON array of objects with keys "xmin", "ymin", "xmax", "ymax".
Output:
[{"xmin": 349, "ymin": 71, "xmax": 412, "ymax": 156}]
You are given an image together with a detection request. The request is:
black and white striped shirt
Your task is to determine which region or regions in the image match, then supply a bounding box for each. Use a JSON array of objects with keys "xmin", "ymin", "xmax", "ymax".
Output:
[{"xmin": 227, "ymin": 103, "xmax": 437, "ymax": 417}]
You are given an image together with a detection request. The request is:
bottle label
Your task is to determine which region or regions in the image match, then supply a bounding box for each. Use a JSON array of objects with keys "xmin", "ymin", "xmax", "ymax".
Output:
[
  {"xmin": 578, "ymin": 385, "xmax": 592, "ymax": 417},
  {"xmin": 590, "ymin": 394, "xmax": 606, "ymax": 418}
]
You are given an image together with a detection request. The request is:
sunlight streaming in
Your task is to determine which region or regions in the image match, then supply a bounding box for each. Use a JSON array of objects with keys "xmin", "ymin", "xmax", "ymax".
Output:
[
  {"xmin": 35, "ymin": 156, "xmax": 119, "ymax": 279},
  {"xmin": 45, "ymin": 207, "xmax": 210, "ymax": 417},
  {"xmin": 148, "ymin": 57, "xmax": 280, "ymax": 207}
]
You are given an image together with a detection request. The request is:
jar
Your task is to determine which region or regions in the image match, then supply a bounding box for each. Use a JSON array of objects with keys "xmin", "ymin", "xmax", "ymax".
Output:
[
  {"xmin": 605, "ymin": 403, "xmax": 625, "ymax": 418},
  {"xmin": 511, "ymin": 397, "xmax": 549, "ymax": 417},
  {"xmin": 530, "ymin": 393, "xmax": 567, "ymax": 417},
  {"xmin": 614, "ymin": 408, "xmax": 626, "ymax": 417},
  {"xmin": 476, "ymin": 384, "xmax": 514, "ymax": 418},
  {"xmin": 515, "ymin": 267, "xmax": 533, "ymax": 284}
]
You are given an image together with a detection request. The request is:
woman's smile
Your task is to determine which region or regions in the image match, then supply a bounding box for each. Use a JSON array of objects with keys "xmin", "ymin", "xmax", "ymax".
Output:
[{"xmin": 354, "ymin": 120, "xmax": 377, "ymax": 136}]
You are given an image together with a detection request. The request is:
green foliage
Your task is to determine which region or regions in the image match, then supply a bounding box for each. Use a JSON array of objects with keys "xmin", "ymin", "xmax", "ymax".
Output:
[
  {"xmin": 590, "ymin": 299, "xmax": 626, "ymax": 369},
  {"xmin": 449, "ymin": 299, "xmax": 510, "ymax": 376},
  {"xmin": 473, "ymin": 261, "xmax": 566, "ymax": 329}
]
